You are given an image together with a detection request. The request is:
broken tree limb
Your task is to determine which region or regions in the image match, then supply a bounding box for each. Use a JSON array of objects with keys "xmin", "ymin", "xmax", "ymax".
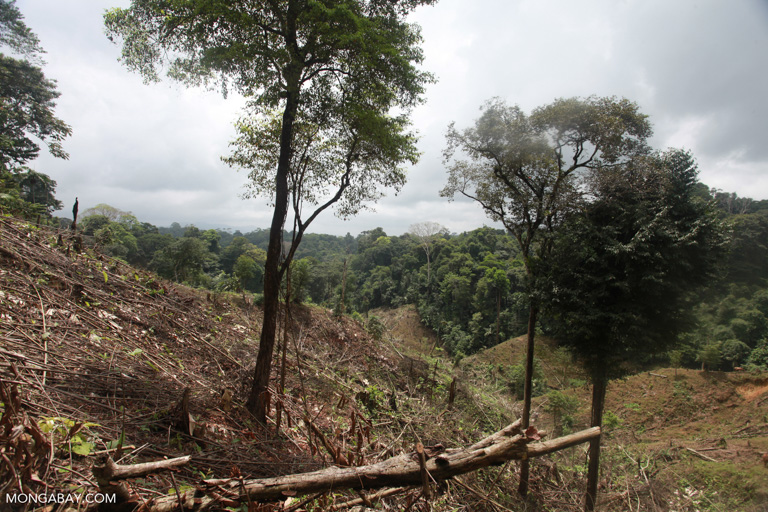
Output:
[
  {"xmin": 328, "ymin": 487, "xmax": 412, "ymax": 510},
  {"xmin": 92, "ymin": 455, "xmax": 191, "ymax": 504},
  {"xmin": 136, "ymin": 423, "xmax": 600, "ymax": 511},
  {"xmin": 93, "ymin": 455, "xmax": 192, "ymax": 481},
  {"xmin": 416, "ymin": 442, "xmax": 430, "ymax": 498}
]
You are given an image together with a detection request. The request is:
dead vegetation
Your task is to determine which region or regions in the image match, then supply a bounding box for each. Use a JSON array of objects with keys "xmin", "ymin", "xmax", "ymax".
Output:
[{"xmin": 2, "ymin": 215, "xmax": 768, "ymax": 511}]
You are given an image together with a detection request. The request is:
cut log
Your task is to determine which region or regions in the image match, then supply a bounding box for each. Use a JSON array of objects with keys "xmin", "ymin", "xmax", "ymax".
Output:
[{"xmin": 136, "ymin": 422, "xmax": 600, "ymax": 511}]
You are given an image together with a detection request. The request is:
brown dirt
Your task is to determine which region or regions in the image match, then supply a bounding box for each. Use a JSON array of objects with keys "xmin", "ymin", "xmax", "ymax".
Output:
[{"xmin": 736, "ymin": 378, "xmax": 768, "ymax": 401}]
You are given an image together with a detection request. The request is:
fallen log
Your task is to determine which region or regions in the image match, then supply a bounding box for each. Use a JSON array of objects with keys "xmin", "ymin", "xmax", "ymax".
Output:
[{"xmin": 124, "ymin": 420, "xmax": 600, "ymax": 511}]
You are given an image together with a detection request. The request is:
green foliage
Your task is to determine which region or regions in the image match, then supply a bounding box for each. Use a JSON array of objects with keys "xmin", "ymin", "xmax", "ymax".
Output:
[
  {"xmin": 668, "ymin": 349, "xmax": 684, "ymax": 370},
  {"xmin": 81, "ymin": 203, "xmax": 134, "ymax": 223},
  {"xmin": 746, "ymin": 338, "xmax": 768, "ymax": 370},
  {"xmin": 602, "ymin": 410, "xmax": 622, "ymax": 432},
  {"xmin": 505, "ymin": 358, "xmax": 545, "ymax": 400},
  {"xmin": 0, "ymin": 55, "xmax": 71, "ymax": 168},
  {"xmin": 366, "ymin": 315, "xmax": 385, "ymax": 341},
  {"xmin": 545, "ymin": 390, "xmax": 579, "ymax": 435},
  {"xmin": 682, "ymin": 460, "xmax": 767, "ymax": 510},
  {"xmin": 37, "ymin": 416, "xmax": 100, "ymax": 456},
  {"xmin": 721, "ymin": 339, "xmax": 751, "ymax": 368},
  {"xmin": 95, "ymin": 222, "xmax": 139, "ymax": 261},
  {"xmin": 233, "ymin": 254, "xmax": 261, "ymax": 293},
  {"xmin": 0, "ymin": 167, "xmax": 63, "ymax": 219},
  {"xmin": 9, "ymin": 168, "xmax": 62, "ymax": 214},
  {"xmin": 0, "ymin": 0, "xmax": 43, "ymax": 57},
  {"xmin": 287, "ymin": 258, "xmax": 312, "ymax": 303},
  {"xmin": 442, "ymin": 96, "xmax": 652, "ymax": 280},
  {"xmin": 0, "ymin": 2, "xmax": 69, "ymax": 218},
  {"xmin": 150, "ymin": 236, "xmax": 216, "ymax": 285},
  {"xmin": 544, "ymin": 149, "xmax": 728, "ymax": 380}
]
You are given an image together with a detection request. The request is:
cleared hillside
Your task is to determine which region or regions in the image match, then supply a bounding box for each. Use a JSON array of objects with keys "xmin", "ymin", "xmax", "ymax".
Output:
[{"xmin": 2, "ymin": 216, "xmax": 768, "ymax": 511}]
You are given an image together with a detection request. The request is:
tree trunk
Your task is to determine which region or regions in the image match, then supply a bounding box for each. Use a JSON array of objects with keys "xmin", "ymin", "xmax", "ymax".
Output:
[
  {"xmin": 246, "ymin": 87, "xmax": 299, "ymax": 423},
  {"xmin": 585, "ymin": 375, "xmax": 607, "ymax": 511},
  {"xmin": 518, "ymin": 304, "xmax": 538, "ymax": 496},
  {"xmin": 122, "ymin": 422, "xmax": 601, "ymax": 511}
]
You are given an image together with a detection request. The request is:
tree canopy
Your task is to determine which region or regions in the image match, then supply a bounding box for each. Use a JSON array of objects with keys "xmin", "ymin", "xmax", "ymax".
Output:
[
  {"xmin": 0, "ymin": 0, "xmax": 70, "ymax": 219},
  {"xmin": 441, "ymin": 96, "xmax": 653, "ymax": 494},
  {"xmin": 544, "ymin": 149, "xmax": 728, "ymax": 379},
  {"xmin": 442, "ymin": 96, "xmax": 652, "ymax": 266},
  {"xmin": 0, "ymin": 0, "xmax": 70, "ymax": 169}
]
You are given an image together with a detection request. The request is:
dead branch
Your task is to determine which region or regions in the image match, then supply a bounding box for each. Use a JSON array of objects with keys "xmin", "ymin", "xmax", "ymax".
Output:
[
  {"xmin": 93, "ymin": 455, "xmax": 192, "ymax": 482},
  {"xmin": 327, "ymin": 487, "xmax": 411, "ymax": 510},
  {"xmin": 684, "ymin": 447, "xmax": 717, "ymax": 462},
  {"xmin": 91, "ymin": 455, "xmax": 192, "ymax": 504}
]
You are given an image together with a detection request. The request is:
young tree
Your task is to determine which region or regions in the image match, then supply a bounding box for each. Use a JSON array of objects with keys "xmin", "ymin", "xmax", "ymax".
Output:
[
  {"xmin": 105, "ymin": 0, "xmax": 435, "ymax": 423},
  {"xmin": 543, "ymin": 149, "xmax": 727, "ymax": 510},
  {"xmin": 441, "ymin": 96, "xmax": 651, "ymax": 494}
]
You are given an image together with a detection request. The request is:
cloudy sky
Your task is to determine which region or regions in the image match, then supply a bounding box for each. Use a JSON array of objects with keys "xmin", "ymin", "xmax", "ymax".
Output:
[{"xmin": 14, "ymin": 0, "xmax": 768, "ymax": 236}]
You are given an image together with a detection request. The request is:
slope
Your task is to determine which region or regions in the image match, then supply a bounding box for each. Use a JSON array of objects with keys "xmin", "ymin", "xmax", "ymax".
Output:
[{"xmin": 0, "ymin": 216, "xmax": 550, "ymax": 511}]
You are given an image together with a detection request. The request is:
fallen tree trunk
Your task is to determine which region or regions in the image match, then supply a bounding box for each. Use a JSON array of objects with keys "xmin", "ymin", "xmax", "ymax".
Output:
[
  {"xmin": 150, "ymin": 425, "xmax": 600, "ymax": 511},
  {"xmin": 110, "ymin": 421, "xmax": 600, "ymax": 511}
]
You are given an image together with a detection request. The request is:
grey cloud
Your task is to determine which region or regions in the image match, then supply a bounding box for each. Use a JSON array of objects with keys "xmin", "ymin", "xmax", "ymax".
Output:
[{"xmin": 12, "ymin": 0, "xmax": 768, "ymax": 236}]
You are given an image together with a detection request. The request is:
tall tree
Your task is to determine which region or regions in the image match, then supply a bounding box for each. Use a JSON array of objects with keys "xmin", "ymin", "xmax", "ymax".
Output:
[
  {"xmin": 543, "ymin": 149, "xmax": 727, "ymax": 510},
  {"xmin": 442, "ymin": 96, "xmax": 652, "ymax": 494},
  {"xmin": 0, "ymin": 0, "xmax": 70, "ymax": 218},
  {"xmin": 0, "ymin": 0, "xmax": 42, "ymax": 58},
  {"xmin": 408, "ymin": 221, "xmax": 447, "ymax": 286},
  {"xmin": 105, "ymin": 0, "xmax": 434, "ymax": 423},
  {"xmin": 0, "ymin": 0, "xmax": 70, "ymax": 170}
]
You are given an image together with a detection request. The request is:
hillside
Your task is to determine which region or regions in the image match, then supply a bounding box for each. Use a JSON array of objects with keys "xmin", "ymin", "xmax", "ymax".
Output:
[
  {"xmin": 377, "ymin": 306, "xmax": 768, "ymax": 511},
  {"xmin": 2, "ymin": 215, "xmax": 768, "ymax": 511},
  {"xmin": 0, "ymin": 217, "xmax": 413, "ymax": 508},
  {"xmin": 0, "ymin": 217, "xmax": 533, "ymax": 510}
]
